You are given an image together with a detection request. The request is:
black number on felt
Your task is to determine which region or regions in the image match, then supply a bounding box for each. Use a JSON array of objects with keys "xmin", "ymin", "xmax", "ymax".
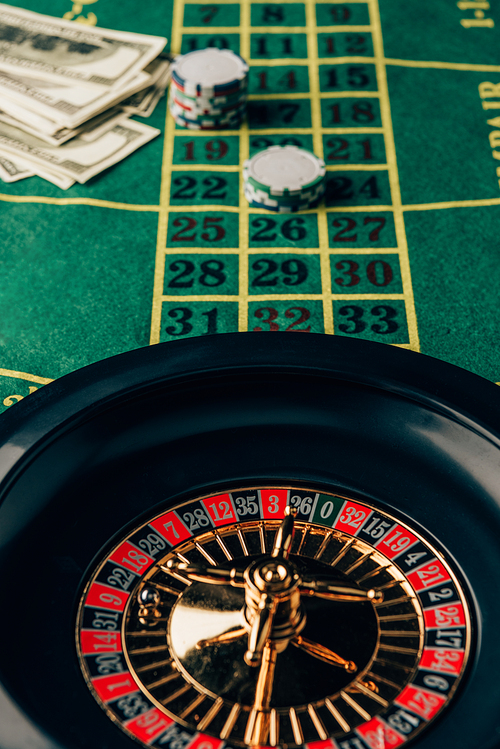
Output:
[
  {"xmin": 251, "ymin": 258, "xmax": 308, "ymax": 287},
  {"xmin": 168, "ymin": 260, "xmax": 226, "ymax": 288},
  {"xmin": 278, "ymin": 103, "xmax": 300, "ymax": 123},
  {"xmin": 325, "ymin": 66, "xmax": 370, "ymax": 89},
  {"xmin": 165, "ymin": 307, "xmax": 221, "ymax": 336},
  {"xmin": 327, "ymin": 177, "xmax": 354, "ymax": 200},
  {"xmin": 251, "ymin": 136, "xmax": 303, "ymax": 150},
  {"xmin": 360, "ymin": 175, "xmax": 380, "ymax": 198},
  {"xmin": 166, "ymin": 308, "xmax": 193, "ymax": 335},
  {"xmin": 352, "ymin": 102, "xmax": 375, "ymax": 123},
  {"xmin": 187, "ymin": 36, "xmax": 229, "ymax": 50},
  {"xmin": 172, "ymin": 176, "xmax": 197, "ymax": 200},
  {"xmin": 201, "ymin": 176, "xmax": 227, "ymax": 199},
  {"xmin": 262, "ymin": 4, "xmax": 284, "ymax": 22},
  {"xmin": 199, "ymin": 260, "xmax": 226, "ymax": 286},
  {"xmin": 201, "ymin": 308, "xmax": 218, "ymax": 334},
  {"xmin": 252, "ymin": 259, "xmax": 279, "ymax": 286},
  {"xmin": 345, "ymin": 35, "xmax": 367, "ymax": 54},
  {"xmin": 347, "ymin": 66, "xmax": 370, "ymax": 87},
  {"xmin": 338, "ymin": 305, "xmax": 399, "ymax": 334},
  {"xmin": 256, "ymin": 37, "xmax": 267, "ymax": 55},
  {"xmin": 327, "ymin": 102, "xmax": 375, "ymax": 125},
  {"xmin": 282, "ymin": 218, "xmax": 307, "ymax": 240},
  {"xmin": 208, "ymin": 36, "xmax": 229, "ymax": 48},
  {"xmin": 250, "ymin": 218, "xmax": 277, "ymax": 242},
  {"xmin": 282, "ymin": 259, "xmax": 308, "ymax": 285},
  {"xmin": 168, "ymin": 260, "xmax": 195, "ymax": 288},
  {"xmin": 338, "ymin": 305, "xmax": 366, "ymax": 334},
  {"xmin": 327, "ymin": 176, "xmax": 380, "ymax": 201},
  {"xmin": 371, "ymin": 305, "xmax": 399, "ymax": 333},
  {"xmin": 250, "ymin": 217, "xmax": 307, "ymax": 242},
  {"xmin": 249, "ymin": 103, "xmax": 269, "ymax": 124}
]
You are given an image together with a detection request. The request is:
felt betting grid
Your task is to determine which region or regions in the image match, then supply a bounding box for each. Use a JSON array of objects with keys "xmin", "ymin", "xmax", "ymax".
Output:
[
  {"xmin": 152, "ymin": 0, "xmax": 417, "ymax": 351},
  {"xmin": 1, "ymin": 0, "xmax": 500, "ymax": 416}
]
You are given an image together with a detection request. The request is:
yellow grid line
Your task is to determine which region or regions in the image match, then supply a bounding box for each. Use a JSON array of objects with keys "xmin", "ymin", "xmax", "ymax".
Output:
[
  {"xmin": 0, "ymin": 195, "xmax": 160, "ymax": 211},
  {"xmin": 161, "ymin": 246, "xmax": 400, "ymax": 254},
  {"xmin": 171, "ymin": 127, "xmax": 384, "ymax": 135},
  {"xmin": 161, "ymin": 293, "xmax": 405, "ymax": 301},
  {"xmin": 249, "ymin": 56, "xmax": 376, "ymax": 64},
  {"xmin": 369, "ymin": 0, "xmax": 420, "ymax": 351},
  {"xmin": 170, "ymin": 164, "xmax": 239, "ymax": 171},
  {"xmin": 238, "ymin": 0, "xmax": 251, "ymax": 331},
  {"xmin": 149, "ymin": 0, "xmax": 185, "ymax": 345},
  {"xmin": 0, "ymin": 368, "xmax": 54, "ymax": 385},
  {"xmin": 385, "ymin": 58, "xmax": 500, "ymax": 73},
  {"xmin": 305, "ymin": 0, "xmax": 333, "ymax": 335},
  {"xmin": 326, "ymin": 164, "xmax": 388, "ymax": 171},
  {"xmin": 248, "ymin": 91, "xmax": 380, "ymax": 99}
]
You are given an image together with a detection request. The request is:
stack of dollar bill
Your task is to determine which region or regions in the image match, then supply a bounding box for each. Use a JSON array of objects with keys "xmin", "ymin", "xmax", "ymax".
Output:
[{"xmin": 0, "ymin": 4, "xmax": 171, "ymax": 189}]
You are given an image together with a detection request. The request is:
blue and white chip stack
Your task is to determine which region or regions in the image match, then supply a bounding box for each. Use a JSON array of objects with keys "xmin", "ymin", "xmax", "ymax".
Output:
[
  {"xmin": 243, "ymin": 145, "xmax": 326, "ymax": 213},
  {"xmin": 169, "ymin": 48, "xmax": 249, "ymax": 130}
]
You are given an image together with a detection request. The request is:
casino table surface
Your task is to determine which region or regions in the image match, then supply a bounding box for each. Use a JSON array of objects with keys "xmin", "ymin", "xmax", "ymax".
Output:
[{"xmin": 0, "ymin": 0, "xmax": 499, "ymax": 413}]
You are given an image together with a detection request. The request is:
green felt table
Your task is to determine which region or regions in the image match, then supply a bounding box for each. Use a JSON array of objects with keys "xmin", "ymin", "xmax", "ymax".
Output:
[{"xmin": 1, "ymin": 0, "xmax": 499, "ymax": 414}]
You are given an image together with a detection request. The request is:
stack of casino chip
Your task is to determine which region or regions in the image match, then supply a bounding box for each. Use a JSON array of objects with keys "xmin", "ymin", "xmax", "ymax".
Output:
[
  {"xmin": 169, "ymin": 48, "xmax": 249, "ymax": 130},
  {"xmin": 243, "ymin": 145, "xmax": 326, "ymax": 213}
]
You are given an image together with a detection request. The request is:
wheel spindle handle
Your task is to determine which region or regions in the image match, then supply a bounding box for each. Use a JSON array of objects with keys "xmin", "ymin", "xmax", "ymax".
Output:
[{"xmin": 245, "ymin": 594, "xmax": 276, "ymax": 666}]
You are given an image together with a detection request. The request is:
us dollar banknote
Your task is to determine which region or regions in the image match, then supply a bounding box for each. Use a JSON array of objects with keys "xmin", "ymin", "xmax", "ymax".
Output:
[
  {"xmin": 0, "ymin": 152, "xmax": 33, "ymax": 182},
  {"xmin": 0, "ymin": 116, "xmax": 160, "ymax": 185},
  {"xmin": 0, "ymin": 69, "xmax": 151, "ymax": 131},
  {"xmin": 0, "ymin": 4, "xmax": 166, "ymax": 90}
]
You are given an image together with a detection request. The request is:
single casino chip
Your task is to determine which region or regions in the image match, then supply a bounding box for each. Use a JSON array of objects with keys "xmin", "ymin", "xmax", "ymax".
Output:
[
  {"xmin": 244, "ymin": 179, "xmax": 325, "ymax": 209},
  {"xmin": 243, "ymin": 145, "xmax": 326, "ymax": 197},
  {"xmin": 171, "ymin": 48, "xmax": 249, "ymax": 96}
]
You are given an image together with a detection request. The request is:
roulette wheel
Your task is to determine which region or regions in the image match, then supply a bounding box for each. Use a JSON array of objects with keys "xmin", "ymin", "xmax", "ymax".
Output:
[{"xmin": 0, "ymin": 332, "xmax": 499, "ymax": 749}]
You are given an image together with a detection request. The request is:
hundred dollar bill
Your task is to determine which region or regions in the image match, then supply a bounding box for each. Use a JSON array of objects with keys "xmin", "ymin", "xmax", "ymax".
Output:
[
  {"xmin": 0, "ymin": 149, "xmax": 75, "ymax": 189},
  {"xmin": 0, "ymin": 116, "xmax": 160, "ymax": 184},
  {"xmin": 0, "ymin": 152, "xmax": 33, "ymax": 182},
  {"xmin": 0, "ymin": 106, "xmax": 126, "ymax": 146},
  {"xmin": 0, "ymin": 67, "xmax": 150, "ymax": 130},
  {"xmin": 0, "ymin": 4, "xmax": 166, "ymax": 90}
]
